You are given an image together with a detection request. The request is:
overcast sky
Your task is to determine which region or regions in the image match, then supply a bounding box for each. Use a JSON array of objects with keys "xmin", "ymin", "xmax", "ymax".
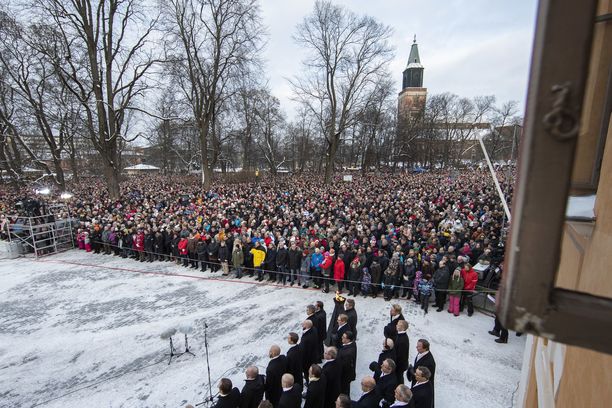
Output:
[{"xmin": 258, "ymin": 0, "xmax": 538, "ymax": 121}]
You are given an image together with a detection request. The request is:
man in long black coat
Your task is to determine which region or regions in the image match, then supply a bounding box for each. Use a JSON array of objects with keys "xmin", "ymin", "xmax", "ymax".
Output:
[
  {"xmin": 265, "ymin": 345, "xmax": 288, "ymax": 407},
  {"xmin": 331, "ymin": 314, "xmax": 350, "ymax": 349},
  {"xmin": 304, "ymin": 364, "xmax": 326, "ymax": 408},
  {"xmin": 314, "ymin": 301, "xmax": 327, "ymax": 360},
  {"xmin": 300, "ymin": 320, "xmax": 320, "ymax": 384},
  {"xmin": 411, "ymin": 367, "xmax": 434, "ymax": 408},
  {"xmin": 286, "ymin": 332, "xmax": 303, "ymax": 386},
  {"xmin": 375, "ymin": 359, "xmax": 398, "ymax": 406},
  {"xmin": 407, "ymin": 339, "xmax": 436, "ymax": 387},
  {"xmin": 337, "ymin": 332, "xmax": 357, "ymax": 395},
  {"xmin": 383, "ymin": 304, "xmax": 404, "ymax": 341},
  {"xmin": 278, "ymin": 374, "xmax": 302, "ymax": 408},
  {"xmin": 321, "ymin": 347, "xmax": 342, "ymax": 408},
  {"xmin": 240, "ymin": 366, "xmax": 265, "ymax": 408},
  {"xmin": 344, "ymin": 298, "xmax": 358, "ymax": 339},
  {"xmin": 394, "ymin": 320, "xmax": 410, "ymax": 384}
]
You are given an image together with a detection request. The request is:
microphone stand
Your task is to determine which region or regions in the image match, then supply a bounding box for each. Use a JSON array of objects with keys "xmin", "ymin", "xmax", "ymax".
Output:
[{"xmin": 195, "ymin": 323, "xmax": 215, "ymax": 407}]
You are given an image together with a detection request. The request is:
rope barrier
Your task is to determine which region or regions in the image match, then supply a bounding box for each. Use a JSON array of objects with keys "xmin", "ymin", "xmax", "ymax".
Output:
[{"xmin": 50, "ymin": 239, "xmax": 501, "ymax": 295}]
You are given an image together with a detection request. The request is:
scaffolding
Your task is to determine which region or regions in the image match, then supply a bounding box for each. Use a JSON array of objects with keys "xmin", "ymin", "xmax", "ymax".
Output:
[{"xmin": 3, "ymin": 204, "xmax": 75, "ymax": 258}]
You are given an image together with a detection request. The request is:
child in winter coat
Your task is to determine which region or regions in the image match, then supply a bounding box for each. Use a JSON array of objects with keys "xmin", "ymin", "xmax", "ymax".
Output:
[
  {"xmin": 77, "ymin": 229, "xmax": 85, "ymax": 250},
  {"xmin": 413, "ymin": 270, "xmax": 423, "ymax": 303},
  {"xmin": 418, "ymin": 274, "xmax": 434, "ymax": 314},
  {"xmin": 447, "ymin": 267, "xmax": 464, "ymax": 316},
  {"xmin": 361, "ymin": 267, "xmax": 372, "ymax": 297}
]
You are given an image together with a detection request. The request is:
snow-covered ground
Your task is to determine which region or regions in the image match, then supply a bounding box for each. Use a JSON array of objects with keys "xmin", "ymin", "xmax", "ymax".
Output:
[{"xmin": 0, "ymin": 251, "xmax": 525, "ymax": 408}]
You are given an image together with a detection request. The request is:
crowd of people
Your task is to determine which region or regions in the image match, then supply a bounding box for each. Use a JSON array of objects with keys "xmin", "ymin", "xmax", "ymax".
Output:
[
  {"xmin": 2, "ymin": 170, "xmax": 511, "ymax": 316},
  {"xmin": 1, "ymin": 170, "xmax": 516, "ymax": 406},
  {"xmin": 186, "ymin": 297, "xmax": 436, "ymax": 408}
]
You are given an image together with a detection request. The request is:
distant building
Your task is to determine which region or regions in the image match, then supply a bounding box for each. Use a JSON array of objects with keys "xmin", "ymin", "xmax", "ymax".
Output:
[{"xmin": 396, "ymin": 37, "xmax": 518, "ymax": 166}]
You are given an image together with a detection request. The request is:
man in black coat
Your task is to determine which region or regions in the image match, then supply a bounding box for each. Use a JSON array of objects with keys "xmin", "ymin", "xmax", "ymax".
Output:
[
  {"xmin": 383, "ymin": 304, "xmax": 404, "ymax": 341},
  {"xmin": 240, "ymin": 366, "xmax": 265, "ymax": 408},
  {"xmin": 337, "ymin": 331, "xmax": 357, "ymax": 395},
  {"xmin": 321, "ymin": 347, "xmax": 342, "ymax": 408},
  {"xmin": 411, "ymin": 367, "xmax": 434, "ymax": 408},
  {"xmin": 394, "ymin": 320, "xmax": 410, "ymax": 384},
  {"xmin": 331, "ymin": 314, "xmax": 350, "ymax": 349},
  {"xmin": 375, "ymin": 359, "xmax": 398, "ymax": 406},
  {"xmin": 344, "ymin": 299, "xmax": 358, "ymax": 339},
  {"xmin": 213, "ymin": 378, "xmax": 241, "ymax": 408},
  {"xmin": 304, "ymin": 364, "xmax": 326, "ymax": 408},
  {"xmin": 352, "ymin": 376, "xmax": 379, "ymax": 408},
  {"xmin": 314, "ymin": 301, "xmax": 327, "ymax": 360},
  {"xmin": 300, "ymin": 320, "xmax": 320, "ymax": 383},
  {"xmin": 278, "ymin": 374, "xmax": 302, "ymax": 408},
  {"xmin": 288, "ymin": 243, "xmax": 302, "ymax": 286},
  {"xmin": 407, "ymin": 340, "xmax": 436, "ymax": 387},
  {"xmin": 265, "ymin": 345, "xmax": 288, "ymax": 407},
  {"xmin": 432, "ymin": 261, "xmax": 450, "ymax": 312},
  {"xmin": 286, "ymin": 332, "xmax": 303, "ymax": 386}
]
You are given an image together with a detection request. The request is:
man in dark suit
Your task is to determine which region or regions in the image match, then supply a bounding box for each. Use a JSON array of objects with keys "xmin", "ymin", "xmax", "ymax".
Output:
[
  {"xmin": 278, "ymin": 374, "xmax": 302, "ymax": 408},
  {"xmin": 304, "ymin": 364, "xmax": 326, "ymax": 408},
  {"xmin": 314, "ymin": 301, "xmax": 327, "ymax": 360},
  {"xmin": 213, "ymin": 378, "xmax": 241, "ymax": 408},
  {"xmin": 375, "ymin": 359, "xmax": 398, "ymax": 407},
  {"xmin": 321, "ymin": 347, "xmax": 342, "ymax": 408},
  {"xmin": 394, "ymin": 320, "xmax": 410, "ymax": 384},
  {"xmin": 344, "ymin": 298, "xmax": 358, "ymax": 339},
  {"xmin": 407, "ymin": 339, "xmax": 435, "ymax": 387},
  {"xmin": 352, "ymin": 376, "xmax": 379, "ymax": 408},
  {"xmin": 240, "ymin": 366, "xmax": 265, "ymax": 408},
  {"xmin": 331, "ymin": 314, "xmax": 350, "ymax": 349},
  {"xmin": 265, "ymin": 345, "xmax": 288, "ymax": 407},
  {"xmin": 383, "ymin": 304, "xmax": 404, "ymax": 341},
  {"xmin": 300, "ymin": 320, "xmax": 320, "ymax": 384},
  {"xmin": 411, "ymin": 367, "xmax": 433, "ymax": 408},
  {"xmin": 286, "ymin": 332, "xmax": 303, "ymax": 386},
  {"xmin": 337, "ymin": 331, "xmax": 357, "ymax": 395}
]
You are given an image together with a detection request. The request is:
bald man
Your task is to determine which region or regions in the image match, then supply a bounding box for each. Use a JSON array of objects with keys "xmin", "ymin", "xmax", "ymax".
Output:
[
  {"xmin": 352, "ymin": 376, "xmax": 379, "ymax": 408},
  {"xmin": 265, "ymin": 345, "xmax": 288, "ymax": 407},
  {"xmin": 278, "ymin": 374, "xmax": 302, "ymax": 408}
]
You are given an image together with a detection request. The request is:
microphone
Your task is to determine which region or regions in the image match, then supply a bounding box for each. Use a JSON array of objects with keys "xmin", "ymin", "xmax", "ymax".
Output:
[
  {"xmin": 161, "ymin": 327, "xmax": 177, "ymax": 340},
  {"xmin": 178, "ymin": 323, "xmax": 194, "ymax": 334}
]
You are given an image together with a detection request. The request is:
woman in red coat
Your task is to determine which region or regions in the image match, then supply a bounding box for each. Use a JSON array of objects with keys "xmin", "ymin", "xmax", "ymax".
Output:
[
  {"xmin": 461, "ymin": 263, "xmax": 479, "ymax": 316},
  {"xmin": 333, "ymin": 257, "xmax": 345, "ymax": 294}
]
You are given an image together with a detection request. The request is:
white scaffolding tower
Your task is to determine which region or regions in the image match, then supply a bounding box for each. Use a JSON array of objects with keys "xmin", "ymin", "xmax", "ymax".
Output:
[{"xmin": 3, "ymin": 204, "xmax": 75, "ymax": 258}]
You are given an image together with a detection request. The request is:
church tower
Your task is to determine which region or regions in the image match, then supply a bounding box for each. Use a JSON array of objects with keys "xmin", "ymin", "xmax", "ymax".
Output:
[{"xmin": 398, "ymin": 36, "xmax": 427, "ymax": 122}]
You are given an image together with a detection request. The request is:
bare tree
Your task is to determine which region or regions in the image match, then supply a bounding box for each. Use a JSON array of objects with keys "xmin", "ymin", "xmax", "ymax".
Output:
[
  {"xmin": 252, "ymin": 89, "xmax": 285, "ymax": 174},
  {"xmin": 291, "ymin": 0, "xmax": 394, "ymax": 183},
  {"xmin": 0, "ymin": 66, "xmax": 24, "ymax": 185},
  {"xmin": 0, "ymin": 10, "xmax": 70, "ymax": 187},
  {"xmin": 33, "ymin": 0, "xmax": 161, "ymax": 199},
  {"xmin": 163, "ymin": 0, "xmax": 264, "ymax": 189},
  {"xmin": 486, "ymin": 100, "xmax": 520, "ymax": 161}
]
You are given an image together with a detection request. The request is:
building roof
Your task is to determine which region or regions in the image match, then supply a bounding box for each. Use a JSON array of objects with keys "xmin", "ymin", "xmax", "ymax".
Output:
[
  {"xmin": 124, "ymin": 163, "xmax": 160, "ymax": 170},
  {"xmin": 406, "ymin": 36, "xmax": 421, "ymax": 68}
]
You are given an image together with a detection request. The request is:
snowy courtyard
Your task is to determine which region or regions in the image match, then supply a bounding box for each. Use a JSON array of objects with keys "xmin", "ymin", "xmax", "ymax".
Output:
[{"xmin": 0, "ymin": 251, "xmax": 525, "ymax": 408}]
